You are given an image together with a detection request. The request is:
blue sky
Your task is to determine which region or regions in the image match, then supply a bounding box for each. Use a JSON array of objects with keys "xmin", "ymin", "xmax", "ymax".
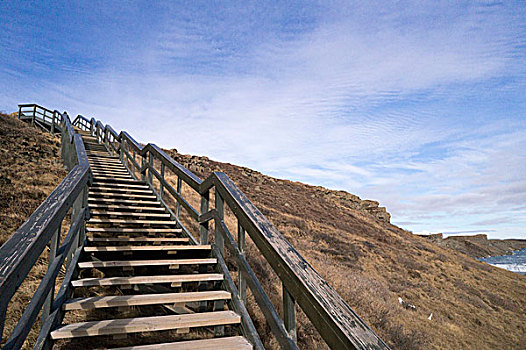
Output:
[{"xmin": 1, "ymin": 1, "xmax": 525, "ymax": 239}]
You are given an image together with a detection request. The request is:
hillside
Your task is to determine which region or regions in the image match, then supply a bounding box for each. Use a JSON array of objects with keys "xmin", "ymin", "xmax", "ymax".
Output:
[
  {"xmin": 168, "ymin": 151, "xmax": 526, "ymax": 350},
  {"xmin": 1, "ymin": 113, "xmax": 525, "ymax": 349},
  {"xmin": 0, "ymin": 113, "xmax": 67, "ymax": 346},
  {"xmin": 423, "ymin": 233, "xmax": 526, "ymax": 259}
]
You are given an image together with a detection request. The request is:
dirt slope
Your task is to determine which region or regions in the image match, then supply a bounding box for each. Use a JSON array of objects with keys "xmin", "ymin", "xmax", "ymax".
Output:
[
  {"xmin": 0, "ymin": 113, "xmax": 67, "ymax": 347},
  {"xmin": 169, "ymin": 151, "xmax": 526, "ymax": 350}
]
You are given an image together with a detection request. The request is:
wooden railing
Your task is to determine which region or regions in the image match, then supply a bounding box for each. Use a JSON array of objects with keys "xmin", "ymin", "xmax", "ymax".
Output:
[
  {"xmin": 72, "ymin": 112, "xmax": 390, "ymax": 350},
  {"xmin": 0, "ymin": 105, "xmax": 91, "ymax": 349},
  {"xmin": 18, "ymin": 104, "xmax": 63, "ymax": 133}
]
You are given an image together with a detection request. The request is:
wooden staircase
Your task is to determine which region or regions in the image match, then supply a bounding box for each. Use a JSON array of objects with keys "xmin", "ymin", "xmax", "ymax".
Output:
[{"xmin": 51, "ymin": 131, "xmax": 252, "ymax": 349}]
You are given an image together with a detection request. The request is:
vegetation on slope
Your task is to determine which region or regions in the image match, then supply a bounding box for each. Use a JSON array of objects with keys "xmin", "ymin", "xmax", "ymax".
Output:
[
  {"xmin": 168, "ymin": 151, "xmax": 526, "ymax": 350},
  {"xmin": 0, "ymin": 113, "xmax": 67, "ymax": 347},
  {"xmin": 423, "ymin": 233, "xmax": 526, "ymax": 259}
]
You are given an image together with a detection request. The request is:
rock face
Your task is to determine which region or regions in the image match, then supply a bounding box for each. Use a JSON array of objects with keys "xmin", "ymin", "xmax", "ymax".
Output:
[
  {"xmin": 168, "ymin": 150, "xmax": 391, "ymax": 223},
  {"xmin": 421, "ymin": 233, "xmax": 526, "ymax": 258}
]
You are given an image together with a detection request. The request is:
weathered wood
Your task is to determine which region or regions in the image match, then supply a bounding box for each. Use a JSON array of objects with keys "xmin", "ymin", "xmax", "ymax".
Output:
[
  {"xmin": 213, "ymin": 245, "xmax": 264, "ymax": 350},
  {"xmin": 216, "ymin": 219, "xmax": 297, "ymax": 350},
  {"xmin": 64, "ymin": 291, "xmax": 230, "ymax": 310},
  {"xmin": 84, "ymin": 245, "xmax": 210, "ymax": 252},
  {"xmin": 78, "ymin": 258, "xmax": 217, "ymax": 268},
  {"xmin": 213, "ymin": 172, "xmax": 389, "ymax": 350},
  {"xmin": 50, "ymin": 311, "xmax": 241, "ymax": 339},
  {"xmin": 283, "ymin": 284, "xmax": 297, "ymax": 343},
  {"xmin": 107, "ymin": 336, "xmax": 252, "ymax": 350},
  {"xmin": 87, "ymin": 237, "xmax": 188, "ymax": 243},
  {"xmin": 71, "ymin": 273, "xmax": 223, "ymax": 287}
]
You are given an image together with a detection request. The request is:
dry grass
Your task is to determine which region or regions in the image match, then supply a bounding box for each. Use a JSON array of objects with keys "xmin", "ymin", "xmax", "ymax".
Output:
[
  {"xmin": 0, "ymin": 113, "xmax": 68, "ymax": 348},
  {"xmin": 166, "ymin": 150, "xmax": 526, "ymax": 350},
  {"xmin": 1, "ymin": 113, "xmax": 525, "ymax": 349}
]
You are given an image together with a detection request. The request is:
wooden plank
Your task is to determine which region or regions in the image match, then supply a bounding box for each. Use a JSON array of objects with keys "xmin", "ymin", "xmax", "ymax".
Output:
[
  {"xmin": 90, "ymin": 211, "xmax": 170, "ymax": 218},
  {"xmin": 71, "ymin": 273, "xmax": 223, "ymax": 287},
  {"xmin": 88, "ymin": 198, "xmax": 160, "ymax": 205},
  {"xmin": 108, "ymin": 336, "xmax": 252, "ymax": 350},
  {"xmin": 213, "ymin": 173, "xmax": 389, "ymax": 350},
  {"xmin": 93, "ymin": 175, "xmax": 134, "ymax": 180},
  {"xmin": 90, "ymin": 187, "xmax": 153, "ymax": 194},
  {"xmin": 50, "ymin": 311, "xmax": 240, "ymax": 339},
  {"xmin": 84, "ymin": 245, "xmax": 211, "ymax": 252},
  {"xmin": 91, "ymin": 183, "xmax": 149, "ymax": 189},
  {"xmin": 87, "ymin": 237, "xmax": 188, "ymax": 243},
  {"xmin": 77, "ymin": 258, "xmax": 217, "ymax": 268},
  {"xmin": 63, "ymin": 291, "xmax": 231, "ymax": 310},
  {"xmin": 88, "ymin": 204, "xmax": 166, "ymax": 211},
  {"xmin": 87, "ymin": 219, "xmax": 178, "ymax": 225},
  {"xmin": 86, "ymin": 227, "xmax": 181, "ymax": 233},
  {"xmin": 88, "ymin": 193, "xmax": 157, "ymax": 200}
]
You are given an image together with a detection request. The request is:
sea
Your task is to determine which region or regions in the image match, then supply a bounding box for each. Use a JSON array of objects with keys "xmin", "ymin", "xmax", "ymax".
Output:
[{"xmin": 479, "ymin": 249, "xmax": 526, "ymax": 275}]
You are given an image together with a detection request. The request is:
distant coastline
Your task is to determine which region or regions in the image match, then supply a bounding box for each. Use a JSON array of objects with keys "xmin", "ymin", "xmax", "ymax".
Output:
[{"xmin": 479, "ymin": 249, "xmax": 526, "ymax": 275}]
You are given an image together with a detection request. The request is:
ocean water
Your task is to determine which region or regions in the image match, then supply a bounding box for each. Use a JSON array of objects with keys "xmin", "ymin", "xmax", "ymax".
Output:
[{"xmin": 479, "ymin": 249, "xmax": 526, "ymax": 275}]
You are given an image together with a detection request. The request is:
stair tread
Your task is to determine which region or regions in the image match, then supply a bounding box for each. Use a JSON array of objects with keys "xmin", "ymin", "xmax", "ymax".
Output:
[
  {"xmin": 71, "ymin": 273, "xmax": 223, "ymax": 287},
  {"xmin": 50, "ymin": 310, "xmax": 240, "ymax": 339},
  {"xmin": 63, "ymin": 291, "xmax": 231, "ymax": 310},
  {"xmin": 90, "ymin": 211, "xmax": 170, "ymax": 217},
  {"xmin": 108, "ymin": 336, "xmax": 252, "ymax": 350},
  {"xmin": 86, "ymin": 227, "xmax": 181, "ymax": 233},
  {"xmin": 84, "ymin": 245, "xmax": 210, "ymax": 252},
  {"xmin": 78, "ymin": 258, "xmax": 217, "ymax": 268},
  {"xmin": 88, "ymin": 237, "xmax": 189, "ymax": 242},
  {"xmin": 87, "ymin": 199, "xmax": 161, "ymax": 205},
  {"xmin": 87, "ymin": 219, "xmax": 177, "ymax": 224}
]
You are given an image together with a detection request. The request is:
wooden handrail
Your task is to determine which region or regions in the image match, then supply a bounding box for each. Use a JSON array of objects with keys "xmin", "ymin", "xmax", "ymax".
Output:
[
  {"xmin": 0, "ymin": 106, "xmax": 91, "ymax": 346},
  {"xmin": 69, "ymin": 109, "xmax": 389, "ymax": 350}
]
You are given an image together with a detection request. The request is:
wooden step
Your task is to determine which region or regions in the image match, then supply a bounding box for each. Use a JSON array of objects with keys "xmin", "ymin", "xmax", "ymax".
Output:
[
  {"xmin": 87, "ymin": 218, "xmax": 177, "ymax": 225},
  {"xmin": 88, "ymin": 193, "xmax": 157, "ymax": 200},
  {"xmin": 77, "ymin": 258, "xmax": 217, "ymax": 269},
  {"xmin": 86, "ymin": 227, "xmax": 180, "ymax": 233},
  {"xmin": 50, "ymin": 311, "xmax": 240, "ymax": 339},
  {"xmin": 90, "ymin": 165, "xmax": 127, "ymax": 171},
  {"xmin": 87, "ymin": 154, "xmax": 119, "ymax": 159},
  {"xmin": 88, "ymin": 237, "xmax": 189, "ymax": 243},
  {"xmin": 90, "ymin": 187, "xmax": 153, "ymax": 194},
  {"xmin": 90, "ymin": 211, "xmax": 170, "ymax": 218},
  {"xmin": 91, "ymin": 170, "xmax": 131, "ymax": 175},
  {"xmin": 93, "ymin": 174, "xmax": 134, "ymax": 180},
  {"xmin": 88, "ymin": 204, "xmax": 166, "ymax": 211},
  {"xmin": 84, "ymin": 245, "xmax": 211, "ymax": 252},
  {"xmin": 63, "ymin": 291, "xmax": 231, "ymax": 310},
  {"xmin": 71, "ymin": 273, "xmax": 223, "ymax": 287},
  {"xmin": 91, "ymin": 183, "xmax": 149, "ymax": 189},
  {"xmin": 92, "ymin": 177, "xmax": 143, "ymax": 184},
  {"xmin": 108, "ymin": 336, "xmax": 252, "ymax": 350}
]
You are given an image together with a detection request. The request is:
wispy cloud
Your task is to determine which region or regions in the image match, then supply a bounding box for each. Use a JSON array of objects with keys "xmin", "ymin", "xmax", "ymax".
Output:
[{"xmin": 1, "ymin": 1, "xmax": 524, "ymax": 239}]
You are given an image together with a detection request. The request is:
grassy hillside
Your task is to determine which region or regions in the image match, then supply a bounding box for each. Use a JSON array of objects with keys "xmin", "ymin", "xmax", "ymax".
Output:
[
  {"xmin": 169, "ymin": 151, "xmax": 526, "ymax": 350},
  {"xmin": 1, "ymin": 113, "xmax": 524, "ymax": 349},
  {"xmin": 0, "ymin": 113, "xmax": 67, "ymax": 347}
]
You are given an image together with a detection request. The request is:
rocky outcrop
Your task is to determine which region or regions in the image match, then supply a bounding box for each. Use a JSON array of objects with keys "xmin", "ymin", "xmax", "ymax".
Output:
[{"xmin": 168, "ymin": 150, "xmax": 391, "ymax": 223}]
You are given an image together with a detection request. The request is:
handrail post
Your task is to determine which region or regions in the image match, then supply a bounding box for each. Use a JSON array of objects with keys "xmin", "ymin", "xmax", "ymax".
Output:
[
  {"xmin": 200, "ymin": 190, "xmax": 209, "ymax": 244},
  {"xmin": 148, "ymin": 152, "xmax": 153, "ymax": 185},
  {"xmin": 41, "ymin": 223, "xmax": 61, "ymax": 327},
  {"xmin": 238, "ymin": 222, "xmax": 247, "ymax": 304},
  {"xmin": 141, "ymin": 154, "xmax": 146, "ymax": 182},
  {"xmin": 50, "ymin": 111, "xmax": 55, "ymax": 134},
  {"xmin": 215, "ymin": 192, "xmax": 225, "ymax": 256},
  {"xmin": 283, "ymin": 284, "xmax": 297, "ymax": 343},
  {"xmin": 32, "ymin": 105, "xmax": 36, "ymax": 126},
  {"xmin": 176, "ymin": 177, "xmax": 182, "ymax": 219},
  {"xmin": 160, "ymin": 163, "xmax": 165, "ymax": 201},
  {"xmin": 18, "ymin": 105, "xmax": 21, "ymax": 119}
]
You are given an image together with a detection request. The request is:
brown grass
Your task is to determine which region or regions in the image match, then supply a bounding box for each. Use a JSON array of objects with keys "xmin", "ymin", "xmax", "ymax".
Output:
[
  {"xmin": 0, "ymin": 113, "xmax": 68, "ymax": 348},
  {"xmin": 166, "ymin": 150, "xmax": 526, "ymax": 350},
  {"xmin": 1, "ymin": 114, "xmax": 525, "ymax": 349}
]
